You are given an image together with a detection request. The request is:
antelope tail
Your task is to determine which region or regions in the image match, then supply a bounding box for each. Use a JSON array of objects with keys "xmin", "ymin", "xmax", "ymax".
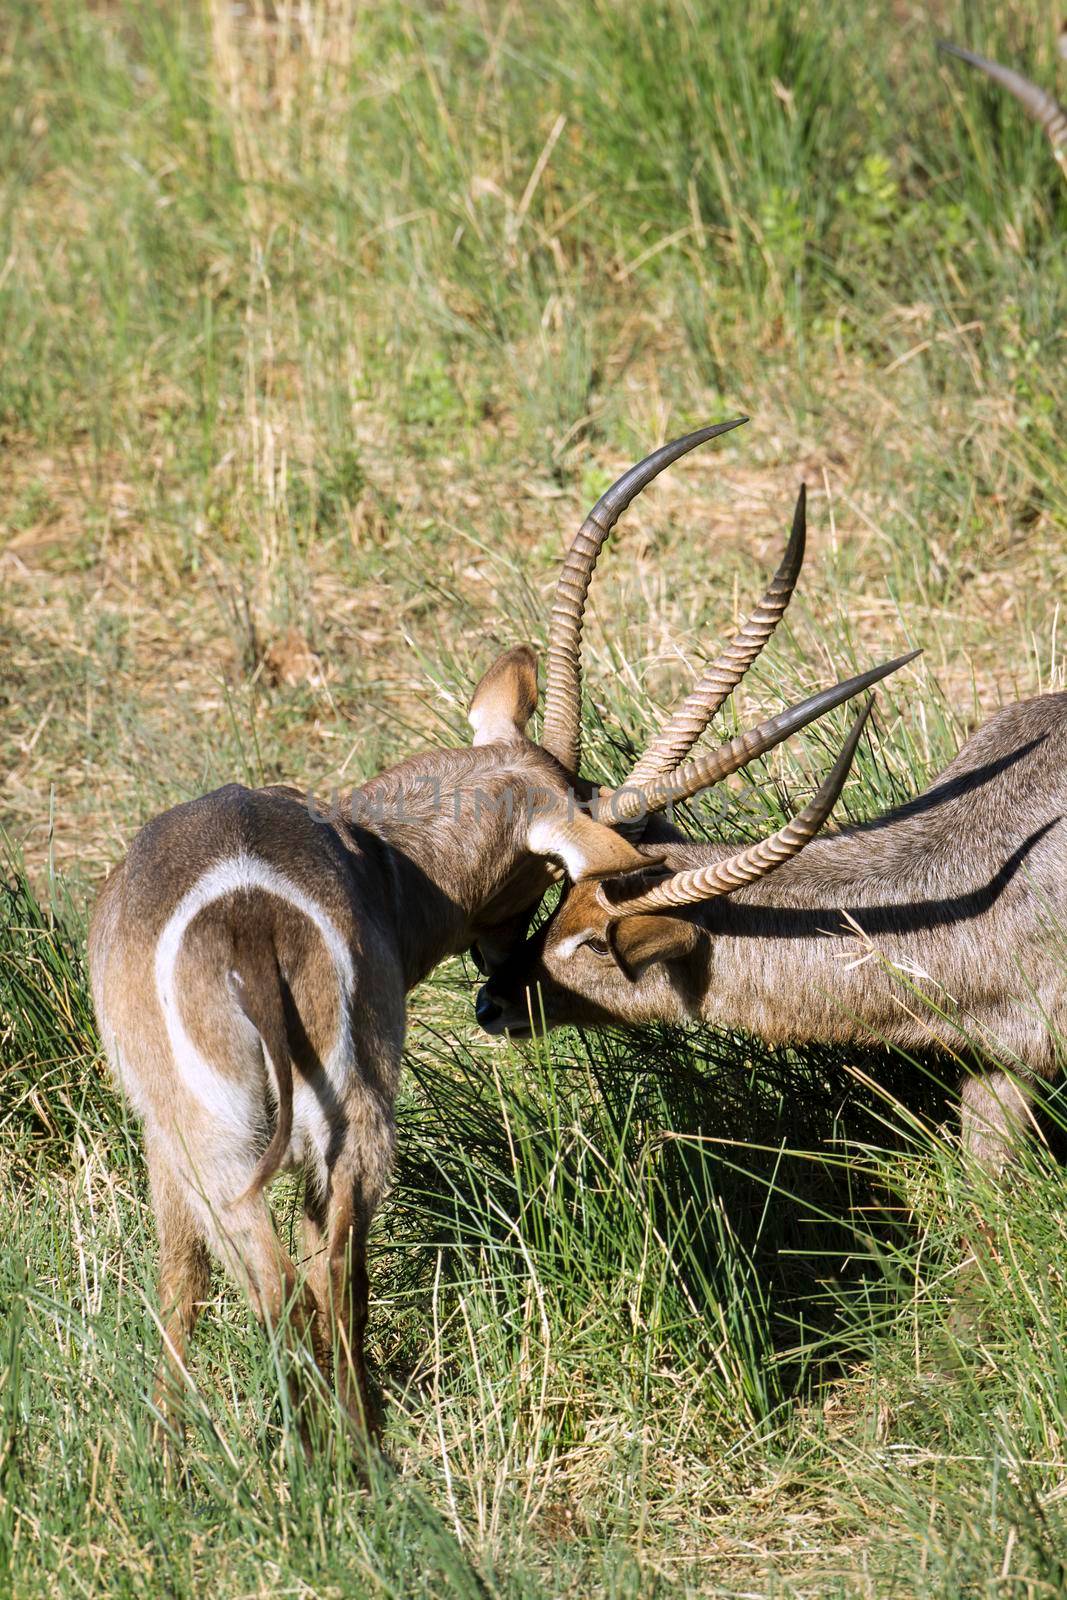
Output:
[{"xmin": 228, "ymin": 942, "xmax": 294, "ymax": 1205}]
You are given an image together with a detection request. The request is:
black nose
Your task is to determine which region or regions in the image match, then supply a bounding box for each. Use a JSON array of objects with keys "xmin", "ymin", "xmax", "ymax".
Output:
[{"xmin": 476, "ymin": 986, "xmax": 502, "ymax": 1027}]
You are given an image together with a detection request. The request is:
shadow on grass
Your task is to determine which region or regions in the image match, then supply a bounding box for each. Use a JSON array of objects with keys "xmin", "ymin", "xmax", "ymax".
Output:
[{"xmin": 390, "ymin": 1013, "xmax": 1067, "ymax": 1416}]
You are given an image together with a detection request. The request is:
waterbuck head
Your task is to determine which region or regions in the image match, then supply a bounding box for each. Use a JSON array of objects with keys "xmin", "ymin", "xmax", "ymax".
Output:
[
  {"xmin": 461, "ymin": 420, "xmax": 756, "ymax": 963},
  {"xmin": 471, "ymin": 433, "xmax": 917, "ymax": 1035},
  {"xmin": 358, "ymin": 426, "xmax": 755, "ymax": 965},
  {"xmin": 474, "ymin": 695, "xmax": 895, "ymax": 1037}
]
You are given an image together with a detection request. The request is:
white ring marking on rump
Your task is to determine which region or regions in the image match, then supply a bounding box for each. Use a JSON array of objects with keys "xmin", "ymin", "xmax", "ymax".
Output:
[{"xmin": 155, "ymin": 853, "xmax": 353, "ymax": 1137}]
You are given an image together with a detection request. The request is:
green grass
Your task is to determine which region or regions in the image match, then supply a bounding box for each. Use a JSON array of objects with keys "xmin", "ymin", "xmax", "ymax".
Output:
[
  {"xmin": 6, "ymin": 838, "xmax": 1067, "ymax": 1597},
  {"xmin": 2, "ymin": 0, "xmax": 1067, "ymax": 1593}
]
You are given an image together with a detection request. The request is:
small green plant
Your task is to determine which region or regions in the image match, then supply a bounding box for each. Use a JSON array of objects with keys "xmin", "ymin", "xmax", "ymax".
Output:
[{"xmin": 837, "ymin": 151, "xmax": 900, "ymax": 260}]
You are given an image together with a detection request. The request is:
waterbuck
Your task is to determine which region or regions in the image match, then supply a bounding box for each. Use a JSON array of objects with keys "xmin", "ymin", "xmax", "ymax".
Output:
[
  {"xmin": 475, "ymin": 461, "xmax": 1067, "ymax": 1175},
  {"xmin": 89, "ymin": 419, "xmax": 904, "ymax": 1443}
]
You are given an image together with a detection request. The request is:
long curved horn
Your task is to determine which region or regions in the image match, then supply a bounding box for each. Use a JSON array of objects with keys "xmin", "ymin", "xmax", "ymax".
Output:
[
  {"xmin": 598, "ymin": 699, "xmax": 874, "ymax": 917},
  {"xmin": 603, "ymin": 650, "xmax": 919, "ymax": 822},
  {"xmin": 539, "ymin": 418, "xmax": 748, "ymax": 775},
  {"xmin": 939, "ymin": 39, "xmax": 1067, "ymax": 174},
  {"xmin": 622, "ymin": 484, "xmax": 807, "ymax": 789}
]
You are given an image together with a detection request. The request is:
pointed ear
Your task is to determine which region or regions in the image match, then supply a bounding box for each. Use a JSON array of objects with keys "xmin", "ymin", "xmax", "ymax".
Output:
[
  {"xmin": 527, "ymin": 811, "xmax": 665, "ymax": 882},
  {"xmin": 607, "ymin": 914, "xmax": 701, "ymax": 982},
  {"xmin": 469, "ymin": 645, "xmax": 539, "ymax": 746}
]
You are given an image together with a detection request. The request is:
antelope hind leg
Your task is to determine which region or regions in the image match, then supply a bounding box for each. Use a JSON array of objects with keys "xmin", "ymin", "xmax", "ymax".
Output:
[{"xmin": 148, "ymin": 1147, "xmax": 212, "ymax": 1458}]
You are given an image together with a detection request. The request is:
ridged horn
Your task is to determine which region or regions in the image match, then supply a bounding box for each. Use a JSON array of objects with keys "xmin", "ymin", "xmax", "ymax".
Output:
[
  {"xmin": 939, "ymin": 39, "xmax": 1067, "ymax": 173},
  {"xmin": 623, "ymin": 483, "xmax": 807, "ymax": 789},
  {"xmin": 539, "ymin": 418, "xmax": 748, "ymax": 775},
  {"xmin": 603, "ymin": 650, "xmax": 919, "ymax": 822},
  {"xmin": 597, "ymin": 699, "xmax": 874, "ymax": 917}
]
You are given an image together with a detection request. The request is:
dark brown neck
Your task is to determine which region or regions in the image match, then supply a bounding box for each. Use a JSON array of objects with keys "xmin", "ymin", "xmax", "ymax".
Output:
[{"xmin": 333, "ymin": 743, "xmax": 568, "ymax": 990}]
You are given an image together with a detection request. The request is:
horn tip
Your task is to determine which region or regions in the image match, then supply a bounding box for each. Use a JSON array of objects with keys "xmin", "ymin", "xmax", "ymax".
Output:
[
  {"xmin": 698, "ymin": 415, "xmax": 748, "ymax": 439},
  {"xmin": 859, "ymin": 647, "xmax": 922, "ymax": 693},
  {"xmin": 937, "ymin": 39, "xmax": 991, "ymax": 74},
  {"xmin": 784, "ymin": 482, "xmax": 807, "ymax": 561}
]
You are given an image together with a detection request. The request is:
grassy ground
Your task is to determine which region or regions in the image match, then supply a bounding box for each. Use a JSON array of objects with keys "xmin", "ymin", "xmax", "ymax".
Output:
[{"xmin": 2, "ymin": 1, "xmax": 1067, "ymax": 1593}]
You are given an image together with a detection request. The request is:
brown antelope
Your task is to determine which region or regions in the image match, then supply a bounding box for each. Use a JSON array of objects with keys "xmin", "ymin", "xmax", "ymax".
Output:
[
  {"xmin": 89, "ymin": 419, "xmax": 906, "ymax": 1444},
  {"xmin": 475, "ymin": 468, "xmax": 1067, "ymax": 1175},
  {"xmin": 939, "ymin": 33, "xmax": 1067, "ymax": 177}
]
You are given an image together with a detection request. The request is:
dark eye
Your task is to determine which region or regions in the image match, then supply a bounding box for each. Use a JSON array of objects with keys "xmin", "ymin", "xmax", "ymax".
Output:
[{"xmin": 585, "ymin": 937, "xmax": 610, "ymax": 959}]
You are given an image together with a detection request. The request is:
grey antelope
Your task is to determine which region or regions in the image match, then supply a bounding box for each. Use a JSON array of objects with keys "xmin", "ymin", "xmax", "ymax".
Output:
[
  {"xmin": 89, "ymin": 419, "xmax": 905, "ymax": 1443},
  {"xmin": 476, "ymin": 461, "xmax": 1067, "ymax": 1175},
  {"xmin": 939, "ymin": 30, "xmax": 1067, "ymax": 177}
]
